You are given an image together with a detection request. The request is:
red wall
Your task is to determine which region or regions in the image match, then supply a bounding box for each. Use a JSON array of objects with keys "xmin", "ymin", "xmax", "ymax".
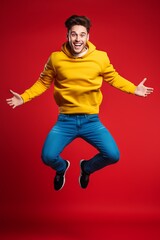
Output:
[{"xmin": 1, "ymin": 0, "xmax": 160, "ymax": 238}]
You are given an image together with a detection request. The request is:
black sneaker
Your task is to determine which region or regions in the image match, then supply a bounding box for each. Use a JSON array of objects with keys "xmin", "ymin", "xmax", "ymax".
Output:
[
  {"xmin": 79, "ymin": 160, "xmax": 90, "ymax": 189},
  {"xmin": 54, "ymin": 160, "xmax": 70, "ymax": 191}
]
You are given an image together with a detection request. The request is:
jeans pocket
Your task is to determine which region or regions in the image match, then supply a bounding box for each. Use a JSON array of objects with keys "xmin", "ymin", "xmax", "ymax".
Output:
[
  {"xmin": 86, "ymin": 114, "xmax": 99, "ymax": 122},
  {"xmin": 58, "ymin": 114, "xmax": 69, "ymax": 122}
]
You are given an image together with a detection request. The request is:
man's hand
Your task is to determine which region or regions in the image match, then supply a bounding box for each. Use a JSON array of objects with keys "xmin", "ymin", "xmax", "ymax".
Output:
[
  {"xmin": 6, "ymin": 90, "xmax": 24, "ymax": 109},
  {"xmin": 135, "ymin": 78, "xmax": 154, "ymax": 97}
]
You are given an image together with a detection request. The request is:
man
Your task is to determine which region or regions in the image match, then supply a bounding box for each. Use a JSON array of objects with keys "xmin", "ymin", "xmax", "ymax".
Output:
[{"xmin": 6, "ymin": 15, "xmax": 153, "ymax": 191}]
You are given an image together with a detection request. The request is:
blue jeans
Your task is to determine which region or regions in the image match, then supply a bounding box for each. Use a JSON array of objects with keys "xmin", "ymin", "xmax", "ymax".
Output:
[{"xmin": 41, "ymin": 114, "xmax": 120, "ymax": 174}]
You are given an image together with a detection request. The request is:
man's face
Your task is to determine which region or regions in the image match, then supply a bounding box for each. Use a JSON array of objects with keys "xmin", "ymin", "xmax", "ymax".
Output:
[{"xmin": 67, "ymin": 25, "xmax": 89, "ymax": 55}]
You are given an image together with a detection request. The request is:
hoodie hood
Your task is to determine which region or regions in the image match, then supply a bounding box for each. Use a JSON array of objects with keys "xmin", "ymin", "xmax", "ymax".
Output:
[{"xmin": 61, "ymin": 41, "xmax": 96, "ymax": 58}]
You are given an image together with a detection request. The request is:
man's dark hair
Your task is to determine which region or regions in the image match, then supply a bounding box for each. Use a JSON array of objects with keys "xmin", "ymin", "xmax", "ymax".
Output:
[{"xmin": 65, "ymin": 15, "xmax": 91, "ymax": 33}]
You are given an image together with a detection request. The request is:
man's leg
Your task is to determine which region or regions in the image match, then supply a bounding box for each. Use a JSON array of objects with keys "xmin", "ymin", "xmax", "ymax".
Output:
[
  {"xmin": 41, "ymin": 114, "xmax": 76, "ymax": 190},
  {"xmin": 82, "ymin": 116, "xmax": 120, "ymax": 173},
  {"xmin": 79, "ymin": 115, "xmax": 120, "ymax": 188},
  {"xmin": 41, "ymin": 114, "xmax": 77, "ymax": 171}
]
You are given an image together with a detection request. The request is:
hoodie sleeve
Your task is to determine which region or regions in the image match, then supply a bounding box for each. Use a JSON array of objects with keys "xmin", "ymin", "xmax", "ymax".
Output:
[
  {"xmin": 21, "ymin": 57, "xmax": 56, "ymax": 103},
  {"xmin": 102, "ymin": 53, "xmax": 136, "ymax": 94}
]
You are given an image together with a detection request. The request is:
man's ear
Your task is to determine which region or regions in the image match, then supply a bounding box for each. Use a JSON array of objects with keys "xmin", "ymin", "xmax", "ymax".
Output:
[
  {"xmin": 87, "ymin": 34, "xmax": 89, "ymax": 41},
  {"xmin": 66, "ymin": 33, "xmax": 69, "ymax": 40}
]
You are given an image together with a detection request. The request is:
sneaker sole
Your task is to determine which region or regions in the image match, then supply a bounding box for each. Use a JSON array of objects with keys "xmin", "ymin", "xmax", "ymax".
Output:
[
  {"xmin": 58, "ymin": 160, "xmax": 70, "ymax": 191},
  {"xmin": 79, "ymin": 159, "xmax": 84, "ymax": 188}
]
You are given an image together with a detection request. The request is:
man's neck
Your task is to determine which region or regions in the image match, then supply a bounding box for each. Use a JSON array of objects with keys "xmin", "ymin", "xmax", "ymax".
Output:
[{"xmin": 72, "ymin": 47, "xmax": 88, "ymax": 57}]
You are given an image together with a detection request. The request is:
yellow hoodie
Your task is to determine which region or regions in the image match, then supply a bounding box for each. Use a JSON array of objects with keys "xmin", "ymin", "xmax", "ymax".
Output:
[{"xmin": 21, "ymin": 41, "xmax": 136, "ymax": 114}]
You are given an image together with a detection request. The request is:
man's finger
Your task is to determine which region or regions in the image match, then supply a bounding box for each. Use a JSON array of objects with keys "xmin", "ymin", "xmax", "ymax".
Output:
[
  {"xmin": 147, "ymin": 88, "xmax": 154, "ymax": 92},
  {"xmin": 10, "ymin": 89, "xmax": 14, "ymax": 94},
  {"xmin": 10, "ymin": 89, "xmax": 18, "ymax": 96},
  {"xmin": 10, "ymin": 90, "xmax": 19, "ymax": 97},
  {"xmin": 6, "ymin": 98, "xmax": 12, "ymax": 102},
  {"xmin": 141, "ymin": 77, "xmax": 147, "ymax": 85}
]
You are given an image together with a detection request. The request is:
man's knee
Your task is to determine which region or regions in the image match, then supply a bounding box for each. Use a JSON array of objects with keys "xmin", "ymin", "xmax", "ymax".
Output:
[
  {"xmin": 105, "ymin": 150, "xmax": 120, "ymax": 164},
  {"xmin": 110, "ymin": 150, "xmax": 120, "ymax": 163},
  {"xmin": 112, "ymin": 151, "xmax": 120, "ymax": 163},
  {"xmin": 41, "ymin": 151, "xmax": 55, "ymax": 166}
]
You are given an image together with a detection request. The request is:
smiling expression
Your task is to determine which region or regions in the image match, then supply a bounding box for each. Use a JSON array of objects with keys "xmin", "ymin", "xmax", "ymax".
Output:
[{"xmin": 67, "ymin": 25, "xmax": 89, "ymax": 55}]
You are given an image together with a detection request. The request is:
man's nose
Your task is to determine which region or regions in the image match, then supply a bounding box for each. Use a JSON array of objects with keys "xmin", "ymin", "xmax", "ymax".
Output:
[{"xmin": 75, "ymin": 35, "xmax": 80, "ymax": 41}]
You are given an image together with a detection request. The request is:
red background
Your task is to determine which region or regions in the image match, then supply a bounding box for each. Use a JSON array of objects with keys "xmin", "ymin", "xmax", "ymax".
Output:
[{"xmin": 1, "ymin": 0, "xmax": 160, "ymax": 239}]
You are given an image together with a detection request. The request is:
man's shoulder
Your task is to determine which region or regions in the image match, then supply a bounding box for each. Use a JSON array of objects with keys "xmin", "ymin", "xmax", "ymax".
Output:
[
  {"xmin": 92, "ymin": 49, "xmax": 109, "ymax": 60},
  {"xmin": 49, "ymin": 50, "xmax": 65, "ymax": 61},
  {"xmin": 50, "ymin": 50, "xmax": 62, "ymax": 57}
]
